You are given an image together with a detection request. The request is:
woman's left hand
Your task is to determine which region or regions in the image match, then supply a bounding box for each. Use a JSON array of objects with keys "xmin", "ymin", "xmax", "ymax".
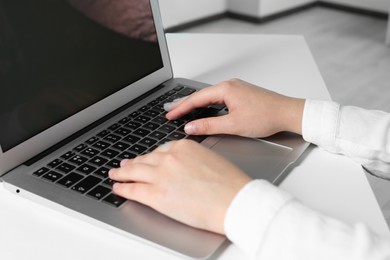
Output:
[{"xmin": 109, "ymin": 139, "xmax": 251, "ymax": 234}]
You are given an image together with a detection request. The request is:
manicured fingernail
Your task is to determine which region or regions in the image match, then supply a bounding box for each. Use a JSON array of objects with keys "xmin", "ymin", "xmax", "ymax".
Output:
[
  {"xmin": 163, "ymin": 102, "xmax": 173, "ymax": 112},
  {"xmin": 184, "ymin": 123, "xmax": 196, "ymax": 135},
  {"xmin": 160, "ymin": 141, "xmax": 170, "ymax": 151},
  {"xmin": 163, "ymin": 96, "xmax": 188, "ymax": 112}
]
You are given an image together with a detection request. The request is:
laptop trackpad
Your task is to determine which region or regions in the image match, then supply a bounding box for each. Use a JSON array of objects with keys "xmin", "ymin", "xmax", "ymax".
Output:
[{"xmin": 209, "ymin": 136, "xmax": 292, "ymax": 180}]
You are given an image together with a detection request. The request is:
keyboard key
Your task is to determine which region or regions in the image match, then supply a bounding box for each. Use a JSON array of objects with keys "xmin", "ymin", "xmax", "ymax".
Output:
[
  {"xmin": 103, "ymin": 178, "xmax": 116, "ymax": 187},
  {"xmin": 76, "ymin": 164, "xmax": 97, "ymax": 175},
  {"xmin": 118, "ymin": 117, "xmax": 131, "ymax": 125},
  {"xmin": 42, "ymin": 171, "xmax": 63, "ymax": 182},
  {"xmin": 123, "ymin": 134, "xmax": 140, "ymax": 144},
  {"xmin": 100, "ymin": 149, "xmax": 119, "ymax": 159},
  {"xmin": 71, "ymin": 176, "xmax": 101, "ymax": 194},
  {"xmin": 156, "ymin": 94, "xmax": 169, "ymax": 102},
  {"xmin": 158, "ymin": 125, "xmax": 176, "ymax": 133},
  {"xmin": 56, "ymin": 163, "xmax": 76, "ymax": 174},
  {"xmin": 89, "ymin": 156, "xmax": 108, "ymax": 167},
  {"xmin": 107, "ymin": 159, "xmax": 121, "ymax": 168},
  {"xmin": 149, "ymin": 145, "xmax": 158, "ymax": 152},
  {"xmin": 60, "ymin": 151, "xmax": 76, "ymax": 160},
  {"xmin": 73, "ymin": 143, "xmax": 88, "ymax": 152},
  {"xmin": 92, "ymin": 141, "xmax": 111, "ymax": 150},
  {"xmin": 112, "ymin": 141, "xmax": 130, "ymax": 151},
  {"xmin": 143, "ymin": 122, "xmax": 159, "ymax": 131},
  {"xmin": 139, "ymin": 137, "xmax": 157, "ymax": 147},
  {"xmin": 104, "ymin": 134, "xmax": 121, "ymax": 143},
  {"xmin": 147, "ymin": 99, "xmax": 159, "ymax": 107},
  {"xmin": 129, "ymin": 144, "xmax": 147, "ymax": 154},
  {"xmin": 138, "ymin": 105, "xmax": 150, "ymax": 112},
  {"xmin": 69, "ymin": 155, "xmax": 88, "ymax": 165},
  {"xmin": 114, "ymin": 127, "xmax": 131, "ymax": 137},
  {"xmin": 168, "ymin": 119, "xmax": 185, "ymax": 127},
  {"xmin": 168, "ymin": 132, "xmax": 186, "ymax": 140},
  {"xmin": 87, "ymin": 185, "xmax": 111, "ymax": 200},
  {"xmin": 178, "ymin": 87, "xmax": 196, "ymax": 96},
  {"xmin": 129, "ymin": 111, "xmax": 141, "ymax": 118},
  {"xmin": 33, "ymin": 167, "xmax": 49, "ymax": 177},
  {"xmin": 81, "ymin": 147, "xmax": 100, "ymax": 158},
  {"xmin": 149, "ymin": 131, "xmax": 166, "ymax": 140},
  {"xmin": 173, "ymin": 85, "xmax": 184, "ymax": 91},
  {"xmin": 103, "ymin": 193, "xmax": 126, "ymax": 207},
  {"xmin": 97, "ymin": 130, "xmax": 110, "ymax": 138},
  {"xmin": 48, "ymin": 158, "xmax": 63, "ymax": 168},
  {"xmin": 152, "ymin": 116, "xmax": 167, "ymax": 124},
  {"xmin": 134, "ymin": 115, "xmax": 151, "ymax": 124},
  {"xmin": 132, "ymin": 128, "xmax": 151, "ymax": 137},
  {"xmin": 166, "ymin": 89, "xmax": 177, "ymax": 96},
  {"xmin": 94, "ymin": 167, "xmax": 110, "ymax": 178},
  {"xmin": 124, "ymin": 121, "xmax": 142, "ymax": 130},
  {"xmin": 118, "ymin": 151, "xmax": 137, "ymax": 160},
  {"xmin": 108, "ymin": 123, "xmax": 121, "ymax": 131},
  {"xmin": 85, "ymin": 136, "xmax": 99, "ymax": 145},
  {"xmin": 57, "ymin": 172, "xmax": 83, "ymax": 188},
  {"xmin": 186, "ymin": 135, "xmax": 208, "ymax": 143},
  {"xmin": 152, "ymin": 104, "xmax": 164, "ymax": 113},
  {"xmin": 143, "ymin": 110, "xmax": 159, "ymax": 118}
]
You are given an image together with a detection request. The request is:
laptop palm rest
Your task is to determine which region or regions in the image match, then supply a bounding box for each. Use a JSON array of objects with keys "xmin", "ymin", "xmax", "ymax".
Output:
[{"xmin": 208, "ymin": 135, "xmax": 293, "ymax": 181}]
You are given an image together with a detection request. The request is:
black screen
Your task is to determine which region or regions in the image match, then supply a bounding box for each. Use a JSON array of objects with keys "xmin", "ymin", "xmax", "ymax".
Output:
[{"xmin": 0, "ymin": 0, "xmax": 164, "ymax": 151}]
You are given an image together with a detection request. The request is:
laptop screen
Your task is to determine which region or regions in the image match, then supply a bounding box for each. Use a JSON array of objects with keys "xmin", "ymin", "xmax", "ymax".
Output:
[{"xmin": 0, "ymin": 0, "xmax": 163, "ymax": 152}]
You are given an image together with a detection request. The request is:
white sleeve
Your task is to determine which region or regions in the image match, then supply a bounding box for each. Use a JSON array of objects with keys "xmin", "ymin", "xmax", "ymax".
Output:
[
  {"xmin": 225, "ymin": 180, "xmax": 390, "ymax": 260},
  {"xmin": 302, "ymin": 100, "xmax": 390, "ymax": 179}
]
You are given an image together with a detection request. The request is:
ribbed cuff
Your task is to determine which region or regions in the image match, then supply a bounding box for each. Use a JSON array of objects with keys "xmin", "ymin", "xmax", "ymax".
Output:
[{"xmin": 224, "ymin": 180, "xmax": 293, "ymax": 256}]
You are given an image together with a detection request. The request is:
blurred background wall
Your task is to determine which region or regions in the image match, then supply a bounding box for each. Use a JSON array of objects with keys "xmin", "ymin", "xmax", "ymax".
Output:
[{"xmin": 158, "ymin": 0, "xmax": 389, "ymax": 29}]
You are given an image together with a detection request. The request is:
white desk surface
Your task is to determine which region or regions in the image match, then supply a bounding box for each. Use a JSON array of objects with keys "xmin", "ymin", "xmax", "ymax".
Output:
[{"xmin": 1, "ymin": 33, "xmax": 388, "ymax": 260}]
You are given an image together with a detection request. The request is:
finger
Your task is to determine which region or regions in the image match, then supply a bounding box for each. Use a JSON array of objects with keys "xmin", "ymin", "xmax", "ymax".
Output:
[
  {"xmin": 184, "ymin": 115, "xmax": 235, "ymax": 136},
  {"xmin": 109, "ymin": 163, "xmax": 156, "ymax": 183},
  {"xmin": 113, "ymin": 182, "xmax": 155, "ymax": 206},
  {"xmin": 165, "ymin": 85, "xmax": 225, "ymax": 120},
  {"xmin": 163, "ymin": 96, "xmax": 189, "ymax": 112}
]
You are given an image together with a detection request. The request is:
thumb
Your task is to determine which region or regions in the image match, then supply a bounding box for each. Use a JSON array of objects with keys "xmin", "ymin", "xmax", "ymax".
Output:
[{"xmin": 184, "ymin": 116, "xmax": 233, "ymax": 136}]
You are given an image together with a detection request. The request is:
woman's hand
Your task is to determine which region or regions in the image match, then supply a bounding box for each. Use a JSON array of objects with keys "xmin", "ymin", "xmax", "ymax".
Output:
[
  {"xmin": 165, "ymin": 78, "xmax": 305, "ymax": 138},
  {"xmin": 109, "ymin": 139, "xmax": 251, "ymax": 234}
]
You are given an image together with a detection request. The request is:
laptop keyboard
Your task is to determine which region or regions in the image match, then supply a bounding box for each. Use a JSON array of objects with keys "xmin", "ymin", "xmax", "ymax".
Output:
[{"xmin": 31, "ymin": 86, "xmax": 226, "ymax": 207}]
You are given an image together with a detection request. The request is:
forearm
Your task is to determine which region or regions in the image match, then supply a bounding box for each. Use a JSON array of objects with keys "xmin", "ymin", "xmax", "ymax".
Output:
[
  {"xmin": 225, "ymin": 180, "xmax": 390, "ymax": 259},
  {"xmin": 302, "ymin": 100, "xmax": 390, "ymax": 178}
]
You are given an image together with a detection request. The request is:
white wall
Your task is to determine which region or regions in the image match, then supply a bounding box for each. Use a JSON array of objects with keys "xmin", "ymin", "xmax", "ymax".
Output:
[
  {"xmin": 226, "ymin": 0, "xmax": 260, "ymax": 17},
  {"xmin": 158, "ymin": 0, "xmax": 389, "ymax": 29},
  {"xmin": 321, "ymin": 0, "xmax": 389, "ymax": 13},
  {"xmin": 259, "ymin": 0, "xmax": 316, "ymax": 16},
  {"xmin": 158, "ymin": 0, "xmax": 226, "ymax": 28}
]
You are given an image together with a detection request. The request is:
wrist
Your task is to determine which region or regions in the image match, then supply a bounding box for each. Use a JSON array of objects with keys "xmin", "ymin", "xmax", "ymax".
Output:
[{"xmin": 279, "ymin": 97, "xmax": 305, "ymax": 135}]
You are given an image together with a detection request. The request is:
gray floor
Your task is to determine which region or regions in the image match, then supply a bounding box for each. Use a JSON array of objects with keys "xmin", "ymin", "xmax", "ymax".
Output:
[{"xmin": 182, "ymin": 6, "xmax": 390, "ymax": 112}]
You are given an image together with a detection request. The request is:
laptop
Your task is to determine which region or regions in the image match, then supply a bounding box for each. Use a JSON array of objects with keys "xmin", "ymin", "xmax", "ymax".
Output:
[{"xmin": 0, "ymin": 0, "xmax": 309, "ymax": 258}]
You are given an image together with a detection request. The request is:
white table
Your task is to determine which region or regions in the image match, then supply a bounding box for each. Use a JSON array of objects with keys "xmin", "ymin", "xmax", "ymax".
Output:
[{"xmin": 0, "ymin": 34, "xmax": 388, "ymax": 260}]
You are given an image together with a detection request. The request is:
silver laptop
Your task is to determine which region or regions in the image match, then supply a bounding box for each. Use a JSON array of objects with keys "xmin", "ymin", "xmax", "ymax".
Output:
[{"xmin": 0, "ymin": 0, "xmax": 309, "ymax": 258}]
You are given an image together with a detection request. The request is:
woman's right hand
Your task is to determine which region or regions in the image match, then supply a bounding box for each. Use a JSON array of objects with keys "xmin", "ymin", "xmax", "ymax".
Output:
[{"xmin": 165, "ymin": 78, "xmax": 305, "ymax": 138}]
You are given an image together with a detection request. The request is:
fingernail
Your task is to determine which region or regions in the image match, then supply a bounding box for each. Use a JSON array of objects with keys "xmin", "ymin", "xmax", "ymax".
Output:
[
  {"xmin": 160, "ymin": 141, "xmax": 170, "ymax": 151},
  {"xmin": 184, "ymin": 123, "xmax": 196, "ymax": 135},
  {"xmin": 120, "ymin": 159, "xmax": 129, "ymax": 167},
  {"xmin": 112, "ymin": 183, "xmax": 120, "ymax": 192},
  {"xmin": 163, "ymin": 102, "xmax": 173, "ymax": 112},
  {"xmin": 163, "ymin": 96, "xmax": 188, "ymax": 112},
  {"xmin": 108, "ymin": 169, "xmax": 115, "ymax": 178}
]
